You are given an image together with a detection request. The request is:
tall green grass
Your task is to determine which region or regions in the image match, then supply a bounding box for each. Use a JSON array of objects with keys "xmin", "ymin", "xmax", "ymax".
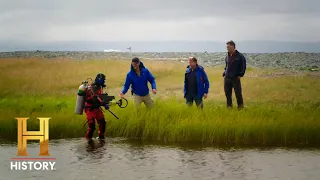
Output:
[
  {"xmin": 0, "ymin": 96, "xmax": 319, "ymax": 147},
  {"xmin": 0, "ymin": 58, "xmax": 319, "ymax": 147}
]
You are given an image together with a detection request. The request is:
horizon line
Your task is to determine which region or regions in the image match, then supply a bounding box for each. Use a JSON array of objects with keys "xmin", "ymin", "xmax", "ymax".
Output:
[
  {"xmin": 1, "ymin": 50, "xmax": 319, "ymax": 53},
  {"xmin": 2, "ymin": 40, "xmax": 320, "ymax": 43}
]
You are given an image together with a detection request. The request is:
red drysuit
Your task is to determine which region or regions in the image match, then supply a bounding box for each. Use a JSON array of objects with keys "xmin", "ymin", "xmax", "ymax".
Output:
[{"xmin": 84, "ymin": 84, "xmax": 106, "ymax": 140}]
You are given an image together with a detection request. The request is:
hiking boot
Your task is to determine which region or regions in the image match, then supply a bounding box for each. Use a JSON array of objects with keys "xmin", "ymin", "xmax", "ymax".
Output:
[{"xmin": 96, "ymin": 135, "xmax": 105, "ymax": 140}]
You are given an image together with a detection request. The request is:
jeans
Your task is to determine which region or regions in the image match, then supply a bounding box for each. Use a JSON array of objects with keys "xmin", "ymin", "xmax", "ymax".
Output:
[
  {"xmin": 186, "ymin": 93, "xmax": 203, "ymax": 108},
  {"xmin": 224, "ymin": 77, "xmax": 244, "ymax": 109}
]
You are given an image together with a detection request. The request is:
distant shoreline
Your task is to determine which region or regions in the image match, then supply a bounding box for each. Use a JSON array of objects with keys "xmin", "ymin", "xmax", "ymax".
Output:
[
  {"xmin": 0, "ymin": 51, "xmax": 319, "ymax": 70},
  {"xmin": 1, "ymin": 50, "xmax": 320, "ymax": 54},
  {"xmin": 1, "ymin": 40, "xmax": 320, "ymax": 53}
]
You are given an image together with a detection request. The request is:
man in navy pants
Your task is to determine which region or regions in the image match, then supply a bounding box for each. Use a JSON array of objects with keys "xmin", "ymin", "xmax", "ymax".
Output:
[{"xmin": 223, "ymin": 41, "xmax": 247, "ymax": 109}]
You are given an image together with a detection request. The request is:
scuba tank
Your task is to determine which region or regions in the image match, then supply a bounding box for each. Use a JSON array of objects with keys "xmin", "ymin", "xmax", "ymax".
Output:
[{"xmin": 75, "ymin": 80, "xmax": 89, "ymax": 115}]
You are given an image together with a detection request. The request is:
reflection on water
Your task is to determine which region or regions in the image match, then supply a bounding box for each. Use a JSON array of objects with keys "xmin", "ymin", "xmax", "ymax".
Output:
[
  {"xmin": 1, "ymin": 138, "xmax": 320, "ymax": 180},
  {"xmin": 73, "ymin": 139, "xmax": 108, "ymax": 162},
  {"xmin": 85, "ymin": 140, "xmax": 107, "ymax": 159}
]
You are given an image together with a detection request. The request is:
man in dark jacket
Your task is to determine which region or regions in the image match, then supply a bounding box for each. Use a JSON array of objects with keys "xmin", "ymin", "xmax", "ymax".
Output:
[
  {"xmin": 223, "ymin": 41, "xmax": 246, "ymax": 109},
  {"xmin": 120, "ymin": 57, "xmax": 156, "ymax": 108},
  {"xmin": 184, "ymin": 57, "xmax": 210, "ymax": 108}
]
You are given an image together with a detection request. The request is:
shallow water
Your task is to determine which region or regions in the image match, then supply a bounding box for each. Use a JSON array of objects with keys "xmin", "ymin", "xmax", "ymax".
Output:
[{"xmin": 1, "ymin": 138, "xmax": 320, "ymax": 180}]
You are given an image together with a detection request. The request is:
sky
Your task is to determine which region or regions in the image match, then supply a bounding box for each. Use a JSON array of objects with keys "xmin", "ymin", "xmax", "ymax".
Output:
[{"xmin": 0, "ymin": 0, "xmax": 319, "ymax": 52}]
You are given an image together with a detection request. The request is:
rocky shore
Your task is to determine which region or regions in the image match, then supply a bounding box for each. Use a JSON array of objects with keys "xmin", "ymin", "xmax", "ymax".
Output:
[{"xmin": 0, "ymin": 51, "xmax": 319, "ymax": 70}]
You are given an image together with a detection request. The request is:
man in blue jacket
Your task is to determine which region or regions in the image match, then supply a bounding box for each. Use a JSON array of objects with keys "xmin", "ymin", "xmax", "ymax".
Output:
[
  {"xmin": 120, "ymin": 57, "xmax": 156, "ymax": 108},
  {"xmin": 184, "ymin": 57, "xmax": 210, "ymax": 108},
  {"xmin": 223, "ymin": 40, "xmax": 246, "ymax": 109}
]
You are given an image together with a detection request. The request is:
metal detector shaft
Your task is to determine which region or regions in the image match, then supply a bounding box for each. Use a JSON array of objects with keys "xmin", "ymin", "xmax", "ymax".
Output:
[
  {"xmin": 107, "ymin": 109, "xmax": 119, "ymax": 119},
  {"xmin": 82, "ymin": 120, "xmax": 88, "ymax": 128},
  {"xmin": 82, "ymin": 109, "xmax": 118, "ymax": 129}
]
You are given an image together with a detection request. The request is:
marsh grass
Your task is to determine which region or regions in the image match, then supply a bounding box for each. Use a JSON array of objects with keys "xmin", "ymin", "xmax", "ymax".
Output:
[{"xmin": 0, "ymin": 58, "xmax": 319, "ymax": 146}]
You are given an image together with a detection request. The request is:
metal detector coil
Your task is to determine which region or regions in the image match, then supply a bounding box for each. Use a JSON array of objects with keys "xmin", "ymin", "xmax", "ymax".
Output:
[
  {"xmin": 117, "ymin": 97, "xmax": 128, "ymax": 108},
  {"xmin": 98, "ymin": 94, "xmax": 128, "ymax": 108}
]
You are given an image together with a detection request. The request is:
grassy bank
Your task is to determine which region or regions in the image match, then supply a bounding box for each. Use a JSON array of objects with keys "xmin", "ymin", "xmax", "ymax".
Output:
[{"xmin": 0, "ymin": 58, "xmax": 319, "ymax": 146}]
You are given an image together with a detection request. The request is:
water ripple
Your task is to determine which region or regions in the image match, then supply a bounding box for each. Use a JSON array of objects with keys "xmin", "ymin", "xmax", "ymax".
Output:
[{"xmin": 1, "ymin": 138, "xmax": 320, "ymax": 180}]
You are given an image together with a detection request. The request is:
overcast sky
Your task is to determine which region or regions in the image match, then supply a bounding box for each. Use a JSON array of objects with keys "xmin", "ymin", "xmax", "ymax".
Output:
[{"xmin": 0, "ymin": 0, "xmax": 319, "ymax": 43}]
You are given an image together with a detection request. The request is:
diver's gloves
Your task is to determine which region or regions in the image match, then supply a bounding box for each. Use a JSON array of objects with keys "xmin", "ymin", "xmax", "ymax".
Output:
[{"xmin": 104, "ymin": 104, "xmax": 110, "ymax": 110}]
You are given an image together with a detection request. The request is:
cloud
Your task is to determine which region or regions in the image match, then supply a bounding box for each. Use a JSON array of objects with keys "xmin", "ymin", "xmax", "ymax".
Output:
[{"xmin": 0, "ymin": 0, "xmax": 319, "ymax": 43}]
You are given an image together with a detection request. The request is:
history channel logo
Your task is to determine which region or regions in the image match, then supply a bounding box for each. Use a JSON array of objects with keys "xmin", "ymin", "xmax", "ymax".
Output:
[{"xmin": 10, "ymin": 117, "xmax": 56, "ymax": 171}]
